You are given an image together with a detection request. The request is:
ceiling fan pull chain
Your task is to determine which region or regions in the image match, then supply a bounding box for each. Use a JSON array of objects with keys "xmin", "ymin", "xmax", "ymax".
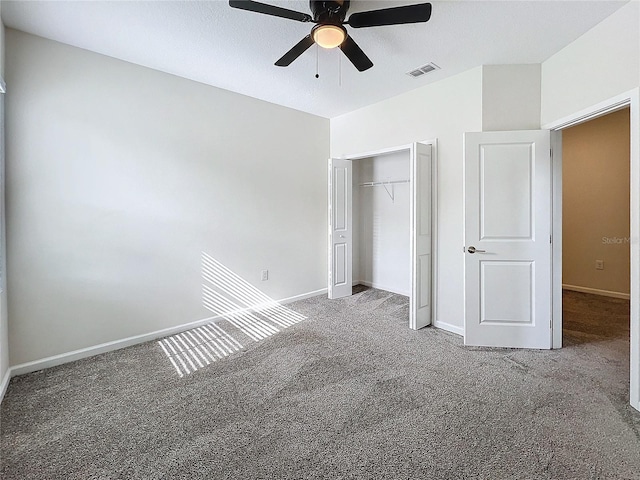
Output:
[
  {"xmin": 315, "ymin": 44, "xmax": 319, "ymax": 79},
  {"xmin": 339, "ymin": 49, "xmax": 342, "ymax": 87}
]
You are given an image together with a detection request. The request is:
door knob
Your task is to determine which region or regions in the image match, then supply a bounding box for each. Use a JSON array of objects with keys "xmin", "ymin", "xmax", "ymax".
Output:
[{"xmin": 467, "ymin": 246, "xmax": 486, "ymax": 254}]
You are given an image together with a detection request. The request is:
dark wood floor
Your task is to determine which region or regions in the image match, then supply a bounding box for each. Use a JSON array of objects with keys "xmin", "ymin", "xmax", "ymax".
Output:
[{"xmin": 562, "ymin": 289, "xmax": 630, "ymax": 346}]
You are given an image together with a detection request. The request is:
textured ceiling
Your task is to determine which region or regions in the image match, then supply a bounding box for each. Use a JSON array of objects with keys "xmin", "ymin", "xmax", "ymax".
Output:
[{"xmin": 1, "ymin": 0, "xmax": 628, "ymax": 118}]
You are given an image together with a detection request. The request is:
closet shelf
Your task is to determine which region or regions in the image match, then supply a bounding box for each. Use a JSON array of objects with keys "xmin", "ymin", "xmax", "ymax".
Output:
[
  {"xmin": 358, "ymin": 180, "xmax": 410, "ymax": 187},
  {"xmin": 358, "ymin": 179, "xmax": 409, "ymax": 202}
]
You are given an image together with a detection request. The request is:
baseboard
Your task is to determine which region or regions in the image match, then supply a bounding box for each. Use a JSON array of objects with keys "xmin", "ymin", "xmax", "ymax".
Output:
[
  {"xmin": 353, "ymin": 280, "xmax": 459, "ymax": 335},
  {"xmin": 0, "ymin": 367, "xmax": 11, "ymax": 404},
  {"xmin": 356, "ymin": 280, "xmax": 409, "ymax": 297},
  {"xmin": 562, "ymin": 284, "xmax": 630, "ymax": 300},
  {"xmin": 9, "ymin": 288, "xmax": 327, "ymax": 379},
  {"xmin": 280, "ymin": 288, "xmax": 327, "ymax": 303},
  {"xmin": 433, "ymin": 320, "xmax": 464, "ymax": 337},
  {"xmin": 9, "ymin": 316, "xmax": 221, "ymax": 377}
]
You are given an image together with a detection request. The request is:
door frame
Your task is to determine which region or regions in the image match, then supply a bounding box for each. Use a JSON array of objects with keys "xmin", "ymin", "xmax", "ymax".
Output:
[
  {"xmin": 543, "ymin": 88, "xmax": 640, "ymax": 411},
  {"xmin": 329, "ymin": 139, "xmax": 439, "ymax": 326}
]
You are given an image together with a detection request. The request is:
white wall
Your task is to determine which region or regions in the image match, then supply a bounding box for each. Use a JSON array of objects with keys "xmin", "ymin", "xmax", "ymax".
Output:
[
  {"xmin": 354, "ymin": 151, "xmax": 410, "ymax": 295},
  {"xmin": 541, "ymin": 1, "xmax": 640, "ymax": 126},
  {"xmin": 5, "ymin": 30, "xmax": 329, "ymax": 366},
  {"xmin": 0, "ymin": 3, "xmax": 9, "ymax": 397},
  {"xmin": 482, "ymin": 64, "xmax": 541, "ymax": 130},
  {"xmin": 331, "ymin": 67, "xmax": 483, "ymax": 332}
]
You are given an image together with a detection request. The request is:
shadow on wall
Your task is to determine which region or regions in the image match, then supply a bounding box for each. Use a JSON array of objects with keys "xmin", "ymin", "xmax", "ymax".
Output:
[{"xmin": 158, "ymin": 252, "xmax": 306, "ymax": 377}]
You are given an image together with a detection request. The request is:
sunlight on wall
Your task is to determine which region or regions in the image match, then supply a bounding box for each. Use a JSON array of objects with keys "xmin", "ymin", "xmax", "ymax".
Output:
[
  {"xmin": 200, "ymin": 252, "xmax": 306, "ymax": 326},
  {"xmin": 158, "ymin": 252, "xmax": 306, "ymax": 377}
]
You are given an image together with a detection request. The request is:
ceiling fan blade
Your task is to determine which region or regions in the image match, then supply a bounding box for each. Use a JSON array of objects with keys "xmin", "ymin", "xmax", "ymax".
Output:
[
  {"xmin": 229, "ymin": 0, "xmax": 312, "ymax": 23},
  {"xmin": 275, "ymin": 35, "xmax": 315, "ymax": 67},
  {"xmin": 339, "ymin": 35, "xmax": 373, "ymax": 72},
  {"xmin": 347, "ymin": 3, "xmax": 432, "ymax": 28}
]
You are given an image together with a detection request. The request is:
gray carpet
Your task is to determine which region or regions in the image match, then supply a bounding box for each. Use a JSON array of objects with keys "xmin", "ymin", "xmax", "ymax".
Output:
[{"xmin": 1, "ymin": 287, "xmax": 639, "ymax": 479}]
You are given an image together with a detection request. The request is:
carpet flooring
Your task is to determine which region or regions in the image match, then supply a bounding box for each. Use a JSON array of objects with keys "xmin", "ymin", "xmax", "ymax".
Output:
[{"xmin": 1, "ymin": 287, "xmax": 639, "ymax": 479}]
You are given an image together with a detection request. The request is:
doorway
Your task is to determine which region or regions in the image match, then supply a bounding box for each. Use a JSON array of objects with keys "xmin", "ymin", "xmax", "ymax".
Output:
[
  {"xmin": 461, "ymin": 91, "xmax": 639, "ymax": 412},
  {"xmin": 561, "ymin": 108, "xmax": 631, "ymax": 346},
  {"xmin": 328, "ymin": 142, "xmax": 435, "ymax": 330},
  {"xmin": 547, "ymin": 89, "xmax": 640, "ymax": 412},
  {"xmin": 353, "ymin": 150, "xmax": 411, "ymax": 296}
]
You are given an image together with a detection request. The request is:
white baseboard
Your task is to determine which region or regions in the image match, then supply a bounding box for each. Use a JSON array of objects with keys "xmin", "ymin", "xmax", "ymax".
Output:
[
  {"xmin": 562, "ymin": 284, "xmax": 630, "ymax": 300},
  {"xmin": 355, "ymin": 280, "xmax": 409, "ymax": 297},
  {"xmin": 9, "ymin": 317, "xmax": 220, "ymax": 377},
  {"xmin": 8, "ymin": 288, "xmax": 328, "ymax": 379},
  {"xmin": 281, "ymin": 288, "xmax": 327, "ymax": 303},
  {"xmin": 433, "ymin": 320, "xmax": 464, "ymax": 336},
  {"xmin": 353, "ymin": 280, "xmax": 460, "ymax": 335},
  {"xmin": 0, "ymin": 367, "xmax": 11, "ymax": 404}
]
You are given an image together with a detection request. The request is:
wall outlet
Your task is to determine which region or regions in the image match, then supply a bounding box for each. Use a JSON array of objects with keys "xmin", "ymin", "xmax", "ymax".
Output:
[
  {"xmin": 261, "ymin": 269, "xmax": 269, "ymax": 281},
  {"xmin": 595, "ymin": 260, "xmax": 604, "ymax": 270}
]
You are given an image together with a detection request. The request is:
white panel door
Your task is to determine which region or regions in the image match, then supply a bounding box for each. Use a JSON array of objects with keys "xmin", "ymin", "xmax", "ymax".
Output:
[
  {"xmin": 410, "ymin": 143, "xmax": 432, "ymax": 329},
  {"xmin": 328, "ymin": 158, "xmax": 352, "ymax": 299},
  {"xmin": 464, "ymin": 130, "xmax": 552, "ymax": 349}
]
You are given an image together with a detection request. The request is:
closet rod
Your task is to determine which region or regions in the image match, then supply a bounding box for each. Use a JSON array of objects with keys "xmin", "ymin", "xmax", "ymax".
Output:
[{"xmin": 358, "ymin": 180, "xmax": 410, "ymax": 187}]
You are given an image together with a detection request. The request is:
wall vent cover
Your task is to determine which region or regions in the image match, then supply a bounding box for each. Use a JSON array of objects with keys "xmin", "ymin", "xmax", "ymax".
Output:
[{"xmin": 406, "ymin": 62, "xmax": 440, "ymax": 78}]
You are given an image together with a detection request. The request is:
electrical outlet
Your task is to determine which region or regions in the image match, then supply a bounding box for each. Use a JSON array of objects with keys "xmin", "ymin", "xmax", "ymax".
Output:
[
  {"xmin": 261, "ymin": 270, "xmax": 269, "ymax": 281},
  {"xmin": 595, "ymin": 260, "xmax": 604, "ymax": 270}
]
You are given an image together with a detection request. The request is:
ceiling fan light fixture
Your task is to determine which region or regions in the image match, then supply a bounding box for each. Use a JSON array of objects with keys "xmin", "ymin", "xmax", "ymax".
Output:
[
  {"xmin": 312, "ymin": 24, "xmax": 346, "ymax": 49},
  {"xmin": 230, "ymin": 0, "xmax": 434, "ymax": 71}
]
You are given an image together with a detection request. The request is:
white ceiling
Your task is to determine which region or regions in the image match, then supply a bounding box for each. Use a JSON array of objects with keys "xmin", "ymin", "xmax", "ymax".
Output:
[{"xmin": 1, "ymin": 0, "xmax": 628, "ymax": 118}]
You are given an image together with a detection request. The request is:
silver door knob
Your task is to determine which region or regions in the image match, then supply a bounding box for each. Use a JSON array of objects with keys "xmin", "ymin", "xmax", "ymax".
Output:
[{"xmin": 467, "ymin": 246, "xmax": 486, "ymax": 254}]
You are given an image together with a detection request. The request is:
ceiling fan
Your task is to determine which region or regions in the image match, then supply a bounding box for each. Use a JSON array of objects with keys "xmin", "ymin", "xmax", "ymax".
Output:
[{"xmin": 228, "ymin": 0, "xmax": 432, "ymax": 72}]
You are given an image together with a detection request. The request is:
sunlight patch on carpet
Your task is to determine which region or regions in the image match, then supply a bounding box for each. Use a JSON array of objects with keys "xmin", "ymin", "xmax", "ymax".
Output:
[
  {"xmin": 158, "ymin": 252, "xmax": 307, "ymax": 377},
  {"xmin": 158, "ymin": 323, "xmax": 243, "ymax": 377}
]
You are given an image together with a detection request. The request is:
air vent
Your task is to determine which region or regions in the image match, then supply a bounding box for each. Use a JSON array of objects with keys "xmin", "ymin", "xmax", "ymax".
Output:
[{"xmin": 406, "ymin": 62, "xmax": 440, "ymax": 78}]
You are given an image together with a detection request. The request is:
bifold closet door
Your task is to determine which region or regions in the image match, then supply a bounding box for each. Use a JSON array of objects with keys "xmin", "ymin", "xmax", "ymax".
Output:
[
  {"xmin": 328, "ymin": 158, "xmax": 352, "ymax": 299},
  {"xmin": 410, "ymin": 143, "xmax": 432, "ymax": 330}
]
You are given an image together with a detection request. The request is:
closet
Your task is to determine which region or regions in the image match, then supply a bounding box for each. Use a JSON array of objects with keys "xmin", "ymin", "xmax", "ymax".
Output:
[
  {"xmin": 328, "ymin": 142, "xmax": 433, "ymax": 330},
  {"xmin": 353, "ymin": 150, "xmax": 410, "ymax": 296}
]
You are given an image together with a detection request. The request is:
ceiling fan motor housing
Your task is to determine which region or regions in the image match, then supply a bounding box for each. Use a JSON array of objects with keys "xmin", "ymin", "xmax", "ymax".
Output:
[{"xmin": 310, "ymin": 0, "xmax": 350, "ymax": 24}]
